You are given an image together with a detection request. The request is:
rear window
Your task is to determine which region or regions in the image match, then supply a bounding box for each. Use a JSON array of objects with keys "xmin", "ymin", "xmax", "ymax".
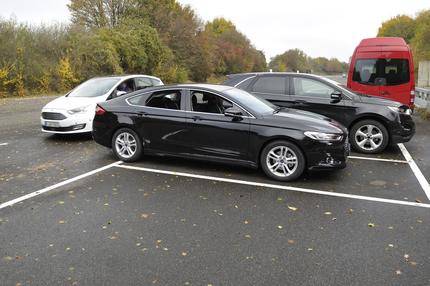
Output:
[{"xmin": 352, "ymin": 59, "xmax": 410, "ymax": 86}]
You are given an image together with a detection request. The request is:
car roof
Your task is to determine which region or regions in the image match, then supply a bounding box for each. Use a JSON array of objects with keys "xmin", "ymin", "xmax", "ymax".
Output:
[
  {"xmin": 91, "ymin": 74, "xmax": 162, "ymax": 81},
  {"xmin": 227, "ymin": 72, "xmax": 329, "ymax": 80}
]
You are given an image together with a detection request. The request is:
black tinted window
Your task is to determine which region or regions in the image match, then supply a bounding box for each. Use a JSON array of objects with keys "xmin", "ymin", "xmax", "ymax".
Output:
[
  {"xmin": 190, "ymin": 91, "xmax": 233, "ymax": 114},
  {"xmin": 252, "ymin": 76, "xmax": 286, "ymax": 94},
  {"xmin": 353, "ymin": 59, "xmax": 410, "ymax": 86},
  {"xmin": 146, "ymin": 90, "xmax": 181, "ymax": 110}
]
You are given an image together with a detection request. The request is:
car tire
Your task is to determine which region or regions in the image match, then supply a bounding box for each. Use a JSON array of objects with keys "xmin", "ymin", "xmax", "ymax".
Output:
[
  {"xmin": 111, "ymin": 128, "xmax": 143, "ymax": 162},
  {"xmin": 350, "ymin": 119, "xmax": 389, "ymax": 154},
  {"xmin": 260, "ymin": 140, "xmax": 306, "ymax": 182}
]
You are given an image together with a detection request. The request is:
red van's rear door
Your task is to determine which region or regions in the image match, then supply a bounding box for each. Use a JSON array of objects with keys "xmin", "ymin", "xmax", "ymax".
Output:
[
  {"xmin": 349, "ymin": 50, "xmax": 381, "ymax": 97},
  {"xmin": 378, "ymin": 50, "xmax": 412, "ymax": 106}
]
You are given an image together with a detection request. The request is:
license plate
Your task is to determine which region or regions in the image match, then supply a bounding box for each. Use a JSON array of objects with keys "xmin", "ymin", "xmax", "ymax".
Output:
[{"xmin": 44, "ymin": 121, "xmax": 60, "ymax": 127}]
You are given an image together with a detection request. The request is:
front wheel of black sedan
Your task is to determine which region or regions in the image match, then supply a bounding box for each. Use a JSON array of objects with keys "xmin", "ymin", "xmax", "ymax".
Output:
[
  {"xmin": 261, "ymin": 140, "xmax": 306, "ymax": 182},
  {"xmin": 112, "ymin": 128, "xmax": 143, "ymax": 162},
  {"xmin": 350, "ymin": 120, "xmax": 389, "ymax": 154}
]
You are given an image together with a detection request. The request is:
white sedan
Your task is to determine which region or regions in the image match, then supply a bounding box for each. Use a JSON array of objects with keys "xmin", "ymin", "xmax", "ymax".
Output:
[{"xmin": 41, "ymin": 75, "xmax": 163, "ymax": 134}]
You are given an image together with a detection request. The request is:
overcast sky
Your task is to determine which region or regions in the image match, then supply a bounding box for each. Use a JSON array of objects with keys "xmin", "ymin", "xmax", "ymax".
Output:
[{"xmin": 1, "ymin": 0, "xmax": 429, "ymax": 62}]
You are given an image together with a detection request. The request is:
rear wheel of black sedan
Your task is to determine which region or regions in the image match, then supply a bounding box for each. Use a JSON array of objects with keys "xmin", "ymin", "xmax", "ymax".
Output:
[
  {"xmin": 261, "ymin": 140, "xmax": 305, "ymax": 181},
  {"xmin": 112, "ymin": 128, "xmax": 143, "ymax": 162},
  {"xmin": 350, "ymin": 119, "xmax": 389, "ymax": 154}
]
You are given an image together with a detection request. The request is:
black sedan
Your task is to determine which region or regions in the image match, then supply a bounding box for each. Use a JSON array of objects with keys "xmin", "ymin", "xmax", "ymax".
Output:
[
  {"xmin": 224, "ymin": 73, "xmax": 415, "ymax": 154},
  {"xmin": 93, "ymin": 84, "xmax": 349, "ymax": 181}
]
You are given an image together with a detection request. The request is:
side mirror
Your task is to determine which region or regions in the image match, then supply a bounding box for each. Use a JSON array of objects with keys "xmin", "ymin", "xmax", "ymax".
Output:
[
  {"xmin": 224, "ymin": 107, "xmax": 243, "ymax": 118},
  {"xmin": 330, "ymin": 91, "xmax": 342, "ymax": 103},
  {"xmin": 116, "ymin": 90, "xmax": 127, "ymax": 97}
]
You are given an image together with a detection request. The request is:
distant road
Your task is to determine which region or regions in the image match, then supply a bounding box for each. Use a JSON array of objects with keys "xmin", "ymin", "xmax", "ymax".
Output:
[{"xmin": 322, "ymin": 74, "xmax": 347, "ymax": 85}]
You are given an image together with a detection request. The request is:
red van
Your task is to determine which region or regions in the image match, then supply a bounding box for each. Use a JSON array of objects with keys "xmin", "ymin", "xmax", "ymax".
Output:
[{"xmin": 347, "ymin": 37, "xmax": 415, "ymax": 107}]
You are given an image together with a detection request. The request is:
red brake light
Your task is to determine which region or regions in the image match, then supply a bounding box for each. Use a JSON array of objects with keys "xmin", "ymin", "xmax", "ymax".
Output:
[{"xmin": 95, "ymin": 105, "xmax": 106, "ymax": 116}]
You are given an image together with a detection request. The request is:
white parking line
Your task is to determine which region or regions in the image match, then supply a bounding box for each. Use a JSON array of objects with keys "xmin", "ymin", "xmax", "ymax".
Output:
[
  {"xmin": 116, "ymin": 164, "xmax": 430, "ymax": 209},
  {"xmin": 0, "ymin": 161, "xmax": 123, "ymax": 210},
  {"xmin": 0, "ymin": 142, "xmax": 8, "ymax": 146},
  {"xmin": 348, "ymin": 156, "xmax": 408, "ymax": 164},
  {"xmin": 398, "ymin": 143, "xmax": 430, "ymax": 200}
]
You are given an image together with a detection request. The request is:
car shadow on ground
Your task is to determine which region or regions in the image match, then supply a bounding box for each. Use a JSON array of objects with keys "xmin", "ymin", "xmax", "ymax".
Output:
[
  {"xmin": 135, "ymin": 154, "xmax": 343, "ymax": 184},
  {"xmin": 44, "ymin": 133, "xmax": 93, "ymax": 142}
]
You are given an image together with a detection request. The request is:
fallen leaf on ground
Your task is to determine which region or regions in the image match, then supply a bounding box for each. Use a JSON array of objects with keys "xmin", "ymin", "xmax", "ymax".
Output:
[
  {"xmin": 395, "ymin": 270, "xmax": 402, "ymax": 275},
  {"xmin": 277, "ymin": 225, "xmax": 283, "ymax": 229},
  {"xmin": 141, "ymin": 213, "xmax": 150, "ymax": 219},
  {"xmin": 368, "ymin": 223, "xmax": 375, "ymax": 228},
  {"xmin": 287, "ymin": 239, "xmax": 295, "ymax": 244},
  {"xmin": 288, "ymin": 205, "xmax": 298, "ymax": 211},
  {"xmin": 324, "ymin": 212, "xmax": 332, "ymax": 215}
]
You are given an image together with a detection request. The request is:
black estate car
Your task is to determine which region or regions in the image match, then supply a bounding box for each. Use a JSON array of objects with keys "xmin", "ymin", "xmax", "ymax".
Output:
[
  {"xmin": 93, "ymin": 84, "xmax": 349, "ymax": 181},
  {"xmin": 223, "ymin": 73, "xmax": 415, "ymax": 154}
]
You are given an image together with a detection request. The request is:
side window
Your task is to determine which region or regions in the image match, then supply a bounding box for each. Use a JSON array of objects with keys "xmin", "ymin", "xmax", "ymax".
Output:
[
  {"xmin": 146, "ymin": 90, "xmax": 181, "ymax": 110},
  {"xmin": 293, "ymin": 78, "xmax": 334, "ymax": 98},
  {"xmin": 135, "ymin": 77, "xmax": 153, "ymax": 90},
  {"xmin": 190, "ymin": 91, "xmax": 233, "ymax": 114},
  {"xmin": 150, "ymin": 78, "xmax": 163, "ymax": 86},
  {"xmin": 111, "ymin": 79, "xmax": 135, "ymax": 99},
  {"xmin": 252, "ymin": 76, "xmax": 286, "ymax": 94}
]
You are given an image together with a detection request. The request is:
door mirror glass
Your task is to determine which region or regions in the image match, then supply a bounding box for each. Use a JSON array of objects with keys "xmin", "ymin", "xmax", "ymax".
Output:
[
  {"xmin": 330, "ymin": 91, "xmax": 342, "ymax": 103},
  {"xmin": 224, "ymin": 107, "xmax": 243, "ymax": 118}
]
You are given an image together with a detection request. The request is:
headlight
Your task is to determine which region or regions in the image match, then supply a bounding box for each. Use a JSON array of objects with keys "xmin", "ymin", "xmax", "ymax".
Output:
[
  {"xmin": 304, "ymin": 131, "xmax": 343, "ymax": 142},
  {"xmin": 67, "ymin": 105, "xmax": 90, "ymax": 115},
  {"xmin": 388, "ymin": 106, "xmax": 412, "ymax": 115}
]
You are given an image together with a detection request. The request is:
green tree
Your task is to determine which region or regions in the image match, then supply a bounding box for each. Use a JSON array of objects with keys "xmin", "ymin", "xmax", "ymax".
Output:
[
  {"xmin": 377, "ymin": 15, "xmax": 416, "ymax": 43},
  {"xmin": 68, "ymin": 0, "xmax": 136, "ymax": 28}
]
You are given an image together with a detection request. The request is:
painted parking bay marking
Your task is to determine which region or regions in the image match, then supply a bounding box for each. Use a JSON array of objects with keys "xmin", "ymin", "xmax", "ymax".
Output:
[
  {"xmin": 0, "ymin": 142, "xmax": 8, "ymax": 146},
  {"xmin": 398, "ymin": 143, "xmax": 430, "ymax": 200},
  {"xmin": 116, "ymin": 164, "xmax": 430, "ymax": 209},
  {"xmin": 0, "ymin": 161, "xmax": 123, "ymax": 210},
  {"xmin": 348, "ymin": 155, "xmax": 408, "ymax": 164}
]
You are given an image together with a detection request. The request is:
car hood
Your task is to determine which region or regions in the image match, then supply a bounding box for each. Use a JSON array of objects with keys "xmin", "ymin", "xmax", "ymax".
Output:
[
  {"xmin": 356, "ymin": 94, "xmax": 401, "ymax": 107},
  {"xmin": 265, "ymin": 108, "xmax": 346, "ymax": 134},
  {"xmin": 43, "ymin": 95, "xmax": 105, "ymax": 111}
]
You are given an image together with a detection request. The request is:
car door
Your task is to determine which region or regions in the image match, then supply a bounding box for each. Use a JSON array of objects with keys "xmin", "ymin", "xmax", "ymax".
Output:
[
  {"xmin": 184, "ymin": 89, "xmax": 251, "ymax": 162},
  {"xmin": 127, "ymin": 89, "xmax": 190, "ymax": 154},
  {"xmin": 247, "ymin": 75, "xmax": 294, "ymax": 108},
  {"xmin": 290, "ymin": 76, "xmax": 349, "ymax": 124}
]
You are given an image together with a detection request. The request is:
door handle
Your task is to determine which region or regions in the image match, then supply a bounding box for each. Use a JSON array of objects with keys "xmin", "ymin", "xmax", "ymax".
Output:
[
  {"xmin": 192, "ymin": 116, "xmax": 202, "ymax": 121},
  {"xmin": 137, "ymin": 111, "xmax": 148, "ymax": 117},
  {"xmin": 381, "ymin": 91, "xmax": 390, "ymax": 96}
]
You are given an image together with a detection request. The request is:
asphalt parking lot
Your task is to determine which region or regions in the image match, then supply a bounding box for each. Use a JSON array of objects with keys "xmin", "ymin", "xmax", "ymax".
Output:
[{"xmin": 1, "ymin": 96, "xmax": 430, "ymax": 285}]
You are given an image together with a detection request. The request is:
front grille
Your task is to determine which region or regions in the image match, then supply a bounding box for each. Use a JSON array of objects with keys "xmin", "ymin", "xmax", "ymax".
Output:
[{"xmin": 42, "ymin": 112, "xmax": 66, "ymax": 120}]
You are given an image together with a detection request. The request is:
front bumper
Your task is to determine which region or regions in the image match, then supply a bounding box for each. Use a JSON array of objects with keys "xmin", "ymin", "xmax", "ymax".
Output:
[
  {"xmin": 305, "ymin": 138, "xmax": 350, "ymax": 170},
  {"xmin": 390, "ymin": 114, "xmax": 416, "ymax": 144},
  {"xmin": 41, "ymin": 109, "xmax": 93, "ymax": 134}
]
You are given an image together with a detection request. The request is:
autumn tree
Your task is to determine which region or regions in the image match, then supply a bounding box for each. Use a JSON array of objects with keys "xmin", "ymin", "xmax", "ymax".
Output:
[
  {"xmin": 68, "ymin": 0, "xmax": 136, "ymax": 28},
  {"xmin": 377, "ymin": 15, "xmax": 416, "ymax": 43}
]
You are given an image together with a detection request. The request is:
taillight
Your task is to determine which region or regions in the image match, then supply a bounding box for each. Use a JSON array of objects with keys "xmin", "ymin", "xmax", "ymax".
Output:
[{"xmin": 95, "ymin": 105, "xmax": 106, "ymax": 116}]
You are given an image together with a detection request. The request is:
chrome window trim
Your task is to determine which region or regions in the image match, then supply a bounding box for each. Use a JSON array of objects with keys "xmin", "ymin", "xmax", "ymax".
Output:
[
  {"xmin": 233, "ymin": 76, "xmax": 256, "ymax": 88},
  {"xmin": 189, "ymin": 88, "xmax": 256, "ymax": 119}
]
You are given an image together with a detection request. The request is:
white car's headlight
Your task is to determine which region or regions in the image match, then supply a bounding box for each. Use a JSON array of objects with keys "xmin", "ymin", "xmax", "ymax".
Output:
[
  {"xmin": 388, "ymin": 106, "xmax": 412, "ymax": 115},
  {"xmin": 67, "ymin": 105, "xmax": 91, "ymax": 115},
  {"xmin": 304, "ymin": 131, "xmax": 343, "ymax": 142}
]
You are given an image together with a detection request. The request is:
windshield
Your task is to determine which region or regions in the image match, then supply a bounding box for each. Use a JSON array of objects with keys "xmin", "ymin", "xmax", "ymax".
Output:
[
  {"xmin": 224, "ymin": 88, "xmax": 276, "ymax": 115},
  {"xmin": 68, "ymin": 78, "xmax": 121, "ymax": 98}
]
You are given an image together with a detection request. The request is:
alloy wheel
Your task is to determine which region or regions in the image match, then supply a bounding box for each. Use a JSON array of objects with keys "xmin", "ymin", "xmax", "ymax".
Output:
[
  {"xmin": 354, "ymin": 124, "xmax": 383, "ymax": 151},
  {"xmin": 115, "ymin": 132, "xmax": 137, "ymax": 159},
  {"xmin": 266, "ymin": 145, "xmax": 298, "ymax": 177}
]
